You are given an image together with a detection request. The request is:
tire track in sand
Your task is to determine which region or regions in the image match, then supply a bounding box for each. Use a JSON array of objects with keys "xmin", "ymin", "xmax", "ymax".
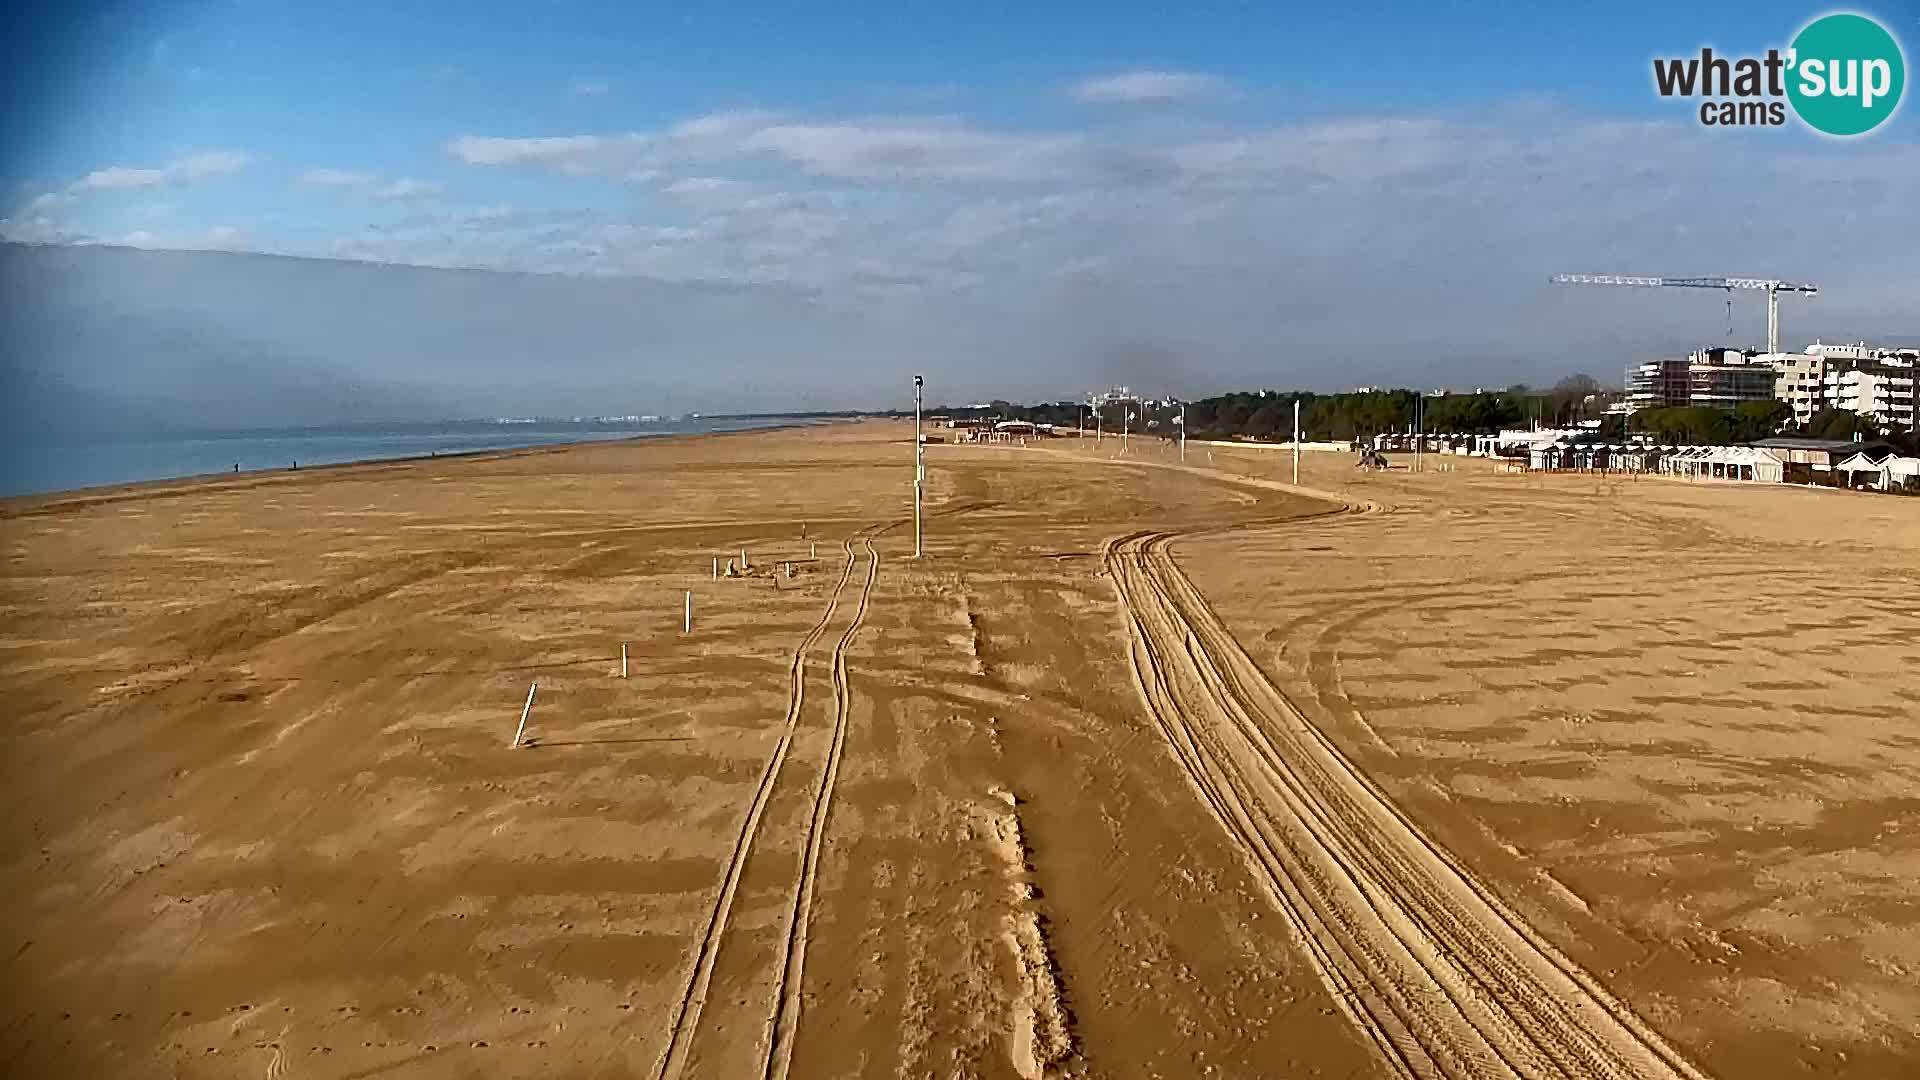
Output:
[
  {"xmin": 1103, "ymin": 529, "xmax": 1710, "ymax": 1080},
  {"xmin": 761, "ymin": 535, "xmax": 880, "ymax": 1080},
  {"xmin": 652, "ymin": 534, "xmax": 866, "ymax": 1080}
]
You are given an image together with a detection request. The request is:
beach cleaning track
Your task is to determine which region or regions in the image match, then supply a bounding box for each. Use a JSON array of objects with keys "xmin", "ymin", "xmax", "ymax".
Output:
[
  {"xmin": 654, "ymin": 532, "xmax": 881, "ymax": 1080},
  {"xmin": 1103, "ymin": 528, "xmax": 1709, "ymax": 1080}
]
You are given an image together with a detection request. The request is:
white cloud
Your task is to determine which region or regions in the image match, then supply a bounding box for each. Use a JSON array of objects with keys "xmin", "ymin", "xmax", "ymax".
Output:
[
  {"xmin": 662, "ymin": 177, "xmax": 757, "ymax": 209},
  {"xmin": 24, "ymin": 192, "xmax": 66, "ymax": 214},
  {"xmin": 33, "ymin": 102, "xmax": 1918, "ymax": 397},
  {"xmin": 0, "ymin": 215, "xmax": 66, "ymax": 244},
  {"xmin": 299, "ymin": 168, "xmax": 374, "ymax": 188},
  {"xmin": 73, "ymin": 166, "xmax": 170, "ymax": 192},
  {"xmin": 450, "ymin": 113, "xmax": 1079, "ymax": 184},
  {"xmin": 178, "ymin": 151, "xmax": 251, "ymax": 179},
  {"xmin": 1070, "ymin": 70, "xmax": 1231, "ymax": 105},
  {"xmin": 448, "ymin": 134, "xmax": 624, "ymax": 170},
  {"xmin": 67, "ymin": 151, "xmax": 251, "ymax": 194},
  {"xmin": 741, "ymin": 122, "xmax": 1082, "ymax": 182},
  {"xmin": 374, "ymin": 178, "xmax": 443, "ymax": 201},
  {"xmin": 572, "ymin": 78, "xmax": 611, "ymax": 97},
  {"xmin": 667, "ymin": 110, "xmax": 783, "ymax": 144},
  {"xmin": 109, "ymin": 224, "xmax": 248, "ymax": 252}
]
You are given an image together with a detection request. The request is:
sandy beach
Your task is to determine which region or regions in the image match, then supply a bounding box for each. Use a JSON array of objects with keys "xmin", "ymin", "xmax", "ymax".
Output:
[{"xmin": 3, "ymin": 421, "xmax": 1916, "ymax": 1079}]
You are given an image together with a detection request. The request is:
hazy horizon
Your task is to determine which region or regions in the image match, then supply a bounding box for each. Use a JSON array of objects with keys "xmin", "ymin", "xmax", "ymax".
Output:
[{"xmin": 4, "ymin": 3, "xmax": 1917, "ymax": 439}]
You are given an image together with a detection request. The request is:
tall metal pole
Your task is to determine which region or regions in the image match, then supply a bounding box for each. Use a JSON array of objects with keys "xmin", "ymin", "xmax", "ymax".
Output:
[
  {"xmin": 1292, "ymin": 399, "xmax": 1301, "ymax": 485},
  {"xmin": 1414, "ymin": 393, "xmax": 1423, "ymax": 474},
  {"xmin": 913, "ymin": 374, "xmax": 924, "ymax": 559},
  {"xmin": 1178, "ymin": 403, "xmax": 1187, "ymax": 462}
]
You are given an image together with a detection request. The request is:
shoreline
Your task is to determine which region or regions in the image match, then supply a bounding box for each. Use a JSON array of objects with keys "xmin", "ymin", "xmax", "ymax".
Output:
[{"xmin": 0, "ymin": 418, "xmax": 825, "ymax": 518}]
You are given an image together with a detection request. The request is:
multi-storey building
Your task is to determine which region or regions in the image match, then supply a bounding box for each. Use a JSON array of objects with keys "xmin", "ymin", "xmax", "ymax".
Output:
[
  {"xmin": 1625, "ymin": 348, "xmax": 1775, "ymax": 412},
  {"xmin": 1766, "ymin": 351, "xmax": 1827, "ymax": 424},
  {"xmin": 1625, "ymin": 359, "xmax": 1691, "ymax": 411},
  {"xmin": 1762, "ymin": 342, "xmax": 1919, "ymax": 428},
  {"xmin": 1821, "ymin": 353, "xmax": 1916, "ymax": 428}
]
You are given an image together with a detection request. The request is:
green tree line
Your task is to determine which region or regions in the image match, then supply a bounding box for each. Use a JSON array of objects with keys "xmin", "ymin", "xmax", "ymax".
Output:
[
  {"xmin": 937, "ymin": 375, "xmax": 1610, "ymax": 442},
  {"xmin": 935, "ymin": 376, "xmax": 1915, "ymax": 452}
]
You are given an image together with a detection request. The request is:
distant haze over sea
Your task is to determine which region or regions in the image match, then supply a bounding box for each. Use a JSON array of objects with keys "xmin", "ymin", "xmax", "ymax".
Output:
[{"xmin": 0, "ymin": 418, "xmax": 810, "ymax": 499}]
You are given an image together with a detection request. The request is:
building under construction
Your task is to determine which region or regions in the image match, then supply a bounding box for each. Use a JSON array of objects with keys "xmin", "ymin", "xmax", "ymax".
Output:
[{"xmin": 1624, "ymin": 349, "xmax": 1775, "ymax": 412}]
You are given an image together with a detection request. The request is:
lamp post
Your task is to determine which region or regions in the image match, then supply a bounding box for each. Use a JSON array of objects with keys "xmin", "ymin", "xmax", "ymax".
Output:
[
  {"xmin": 1293, "ymin": 398, "xmax": 1301, "ymax": 484},
  {"xmin": 913, "ymin": 374, "xmax": 924, "ymax": 559}
]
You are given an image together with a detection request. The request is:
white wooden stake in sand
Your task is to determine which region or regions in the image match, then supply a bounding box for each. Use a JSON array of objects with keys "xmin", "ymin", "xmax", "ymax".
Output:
[
  {"xmin": 621, "ymin": 642, "xmax": 628, "ymax": 678},
  {"xmin": 684, "ymin": 590, "xmax": 692, "ymax": 633},
  {"xmin": 512, "ymin": 682, "xmax": 537, "ymax": 748},
  {"xmin": 810, "ymin": 541, "xmax": 816, "ymax": 560},
  {"xmin": 740, "ymin": 548, "xmax": 748, "ymax": 570},
  {"xmin": 712, "ymin": 556, "xmax": 719, "ymax": 580}
]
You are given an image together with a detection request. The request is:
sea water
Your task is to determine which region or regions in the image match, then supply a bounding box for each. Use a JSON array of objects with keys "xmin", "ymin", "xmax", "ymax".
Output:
[{"xmin": 0, "ymin": 418, "xmax": 806, "ymax": 498}]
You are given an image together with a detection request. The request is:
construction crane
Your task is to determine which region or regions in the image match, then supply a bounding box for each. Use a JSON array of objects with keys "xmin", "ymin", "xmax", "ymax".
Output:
[{"xmin": 1551, "ymin": 274, "xmax": 1818, "ymax": 355}]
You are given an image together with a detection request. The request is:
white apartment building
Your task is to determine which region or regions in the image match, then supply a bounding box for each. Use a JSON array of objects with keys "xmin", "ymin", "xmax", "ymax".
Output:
[
  {"xmin": 1765, "ymin": 351, "xmax": 1827, "ymax": 424},
  {"xmin": 1822, "ymin": 359, "xmax": 1916, "ymax": 427},
  {"xmin": 1759, "ymin": 342, "xmax": 1918, "ymax": 429}
]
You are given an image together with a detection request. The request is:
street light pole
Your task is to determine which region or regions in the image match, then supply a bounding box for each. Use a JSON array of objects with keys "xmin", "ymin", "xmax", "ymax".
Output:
[
  {"xmin": 913, "ymin": 374, "xmax": 924, "ymax": 559},
  {"xmin": 1414, "ymin": 393, "xmax": 1423, "ymax": 474},
  {"xmin": 1178, "ymin": 403, "xmax": 1187, "ymax": 462},
  {"xmin": 1292, "ymin": 398, "xmax": 1301, "ymax": 485}
]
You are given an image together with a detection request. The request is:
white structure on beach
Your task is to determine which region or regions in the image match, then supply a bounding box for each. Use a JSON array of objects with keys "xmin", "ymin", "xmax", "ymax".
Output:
[
  {"xmin": 1835, "ymin": 452, "xmax": 1920, "ymax": 492},
  {"xmin": 1654, "ymin": 446, "xmax": 1785, "ymax": 484}
]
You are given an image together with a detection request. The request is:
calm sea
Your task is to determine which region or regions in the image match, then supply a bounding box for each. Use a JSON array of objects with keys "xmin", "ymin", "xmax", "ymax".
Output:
[{"xmin": 0, "ymin": 418, "xmax": 807, "ymax": 499}]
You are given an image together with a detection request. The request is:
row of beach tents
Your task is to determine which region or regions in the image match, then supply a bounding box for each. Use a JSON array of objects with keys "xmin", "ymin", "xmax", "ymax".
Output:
[{"xmin": 1526, "ymin": 441, "xmax": 1920, "ymax": 492}]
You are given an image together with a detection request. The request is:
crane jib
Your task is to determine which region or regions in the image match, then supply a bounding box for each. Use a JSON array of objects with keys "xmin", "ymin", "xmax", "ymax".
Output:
[
  {"xmin": 1550, "ymin": 272, "xmax": 1820, "ymax": 354},
  {"xmin": 1550, "ymin": 274, "xmax": 1817, "ymax": 296}
]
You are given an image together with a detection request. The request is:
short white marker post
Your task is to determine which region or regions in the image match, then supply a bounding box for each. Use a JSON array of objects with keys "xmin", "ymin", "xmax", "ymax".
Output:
[
  {"xmin": 785, "ymin": 562, "xmax": 793, "ymax": 579},
  {"xmin": 712, "ymin": 556, "xmax": 719, "ymax": 580},
  {"xmin": 621, "ymin": 643, "xmax": 628, "ymax": 678},
  {"xmin": 810, "ymin": 541, "xmax": 816, "ymax": 560},
  {"xmin": 740, "ymin": 548, "xmax": 748, "ymax": 570},
  {"xmin": 512, "ymin": 682, "xmax": 537, "ymax": 748},
  {"xmin": 684, "ymin": 590, "xmax": 692, "ymax": 633}
]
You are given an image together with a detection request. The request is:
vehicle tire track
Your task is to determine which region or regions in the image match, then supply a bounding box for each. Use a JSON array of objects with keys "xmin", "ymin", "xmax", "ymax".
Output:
[
  {"xmin": 651, "ymin": 534, "xmax": 865, "ymax": 1080},
  {"xmin": 1102, "ymin": 529, "xmax": 1710, "ymax": 1080},
  {"xmin": 761, "ymin": 534, "xmax": 880, "ymax": 1080}
]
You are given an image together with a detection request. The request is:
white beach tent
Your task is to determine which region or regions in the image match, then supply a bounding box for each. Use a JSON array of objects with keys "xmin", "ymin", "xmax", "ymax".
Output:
[
  {"xmin": 1839, "ymin": 452, "xmax": 1920, "ymax": 491},
  {"xmin": 1741, "ymin": 446, "xmax": 1785, "ymax": 483},
  {"xmin": 1886, "ymin": 457, "xmax": 1920, "ymax": 492}
]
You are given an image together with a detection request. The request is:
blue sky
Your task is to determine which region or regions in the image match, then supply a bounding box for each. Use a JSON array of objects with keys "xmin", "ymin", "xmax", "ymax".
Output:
[{"xmin": 2, "ymin": 1, "xmax": 1917, "ymax": 413}]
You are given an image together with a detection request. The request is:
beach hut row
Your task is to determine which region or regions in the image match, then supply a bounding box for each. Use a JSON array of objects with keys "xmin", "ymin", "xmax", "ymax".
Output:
[
  {"xmin": 1524, "ymin": 441, "xmax": 1920, "ymax": 493},
  {"xmin": 1651, "ymin": 445, "xmax": 1785, "ymax": 484},
  {"xmin": 1526, "ymin": 443, "xmax": 1664, "ymax": 472}
]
